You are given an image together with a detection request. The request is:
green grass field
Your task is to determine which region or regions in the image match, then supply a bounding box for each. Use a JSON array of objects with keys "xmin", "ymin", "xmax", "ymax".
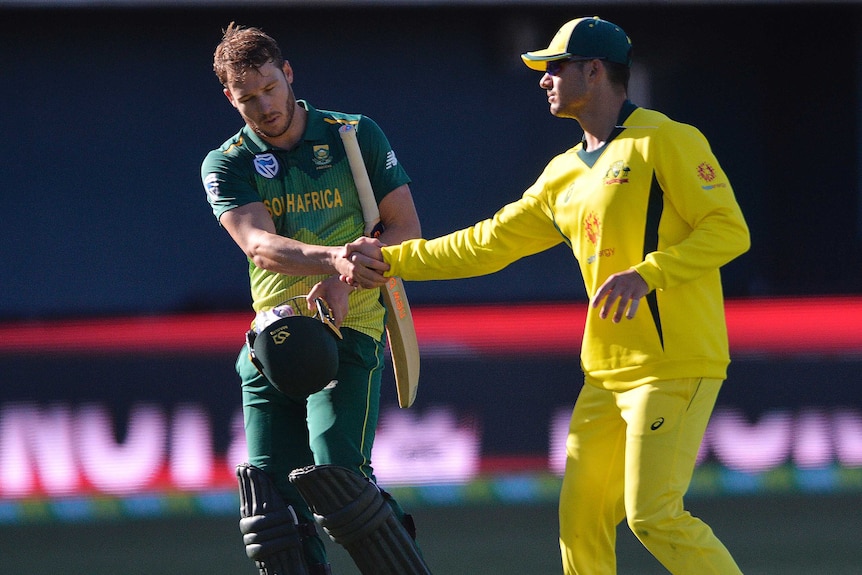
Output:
[{"xmin": 1, "ymin": 493, "xmax": 860, "ymax": 574}]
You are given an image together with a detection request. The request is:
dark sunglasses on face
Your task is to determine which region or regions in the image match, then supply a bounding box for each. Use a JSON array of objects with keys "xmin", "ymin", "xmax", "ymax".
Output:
[{"xmin": 545, "ymin": 56, "xmax": 605, "ymax": 76}]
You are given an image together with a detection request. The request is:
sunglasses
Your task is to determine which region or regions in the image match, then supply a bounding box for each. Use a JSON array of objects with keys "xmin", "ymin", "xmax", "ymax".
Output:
[{"xmin": 545, "ymin": 56, "xmax": 605, "ymax": 76}]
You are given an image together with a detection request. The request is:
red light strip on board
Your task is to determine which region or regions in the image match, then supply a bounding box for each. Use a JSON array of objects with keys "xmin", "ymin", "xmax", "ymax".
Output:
[{"xmin": 0, "ymin": 296, "xmax": 859, "ymax": 356}]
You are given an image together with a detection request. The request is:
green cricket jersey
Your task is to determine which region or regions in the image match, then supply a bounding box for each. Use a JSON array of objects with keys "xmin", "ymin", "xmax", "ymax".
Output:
[
  {"xmin": 383, "ymin": 103, "xmax": 750, "ymax": 390},
  {"xmin": 202, "ymin": 101, "xmax": 411, "ymax": 340}
]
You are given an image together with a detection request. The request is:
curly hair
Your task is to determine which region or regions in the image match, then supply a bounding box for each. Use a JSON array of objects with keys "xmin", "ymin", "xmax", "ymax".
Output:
[{"xmin": 213, "ymin": 22, "xmax": 284, "ymax": 86}]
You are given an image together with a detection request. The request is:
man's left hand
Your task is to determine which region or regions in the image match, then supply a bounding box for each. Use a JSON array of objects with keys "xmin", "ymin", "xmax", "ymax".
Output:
[
  {"xmin": 308, "ymin": 275, "xmax": 354, "ymax": 327},
  {"xmin": 591, "ymin": 269, "xmax": 649, "ymax": 323}
]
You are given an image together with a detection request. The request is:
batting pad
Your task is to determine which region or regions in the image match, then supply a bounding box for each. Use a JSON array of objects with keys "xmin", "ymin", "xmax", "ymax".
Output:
[
  {"xmin": 288, "ymin": 465, "xmax": 432, "ymax": 575},
  {"xmin": 237, "ymin": 463, "xmax": 312, "ymax": 575}
]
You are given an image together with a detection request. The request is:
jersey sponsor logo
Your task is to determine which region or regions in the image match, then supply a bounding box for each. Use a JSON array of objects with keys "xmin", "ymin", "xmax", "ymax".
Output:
[
  {"xmin": 604, "ymin": 160, "xmax": 630, "ymax": 185},
  {"xmin": 385, "ymin": 150, "xmax": 398, "ymax": 170},
  {"xmin": 583, "ymin": 211, "xmax": 616, "ymax": 264},
  {"xmin": 263, "ymin": 188, "xmax": 345, "ymax": 217},
  {"xmin": 697, "ymin": 161, "xmax": 728, "ymax": 190},
  {"xmin": 203, "ymin": 173, "xmax": 220, "ymax": 201},
  {"xmin": 586, "ymin": 247, "xmax": 615, "ymax": 264},
  {"xmin": 312, "ymin": 145, "xmax": 332, "ymax": 167},
  {"xmin": 253, "ymin": 153, "xmax": 280, "ymax": 179}
]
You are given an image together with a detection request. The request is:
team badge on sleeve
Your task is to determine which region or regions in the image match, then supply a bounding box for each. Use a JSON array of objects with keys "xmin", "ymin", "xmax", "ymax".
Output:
[{"xmin": 203, "ymin": 173, "xmax": 220, "ymax": 201}]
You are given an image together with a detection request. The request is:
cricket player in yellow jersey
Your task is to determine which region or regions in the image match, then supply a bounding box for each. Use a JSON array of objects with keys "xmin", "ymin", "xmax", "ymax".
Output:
[{"xmin": 346, "ymin": 16, "xmax": 750, "ymax": 575}]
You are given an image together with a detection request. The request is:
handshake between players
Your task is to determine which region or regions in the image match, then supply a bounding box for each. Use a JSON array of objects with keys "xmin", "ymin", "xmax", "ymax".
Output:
[{"xmin": 339, "ymin": 237, "xmax": 391, "ymax": 289}]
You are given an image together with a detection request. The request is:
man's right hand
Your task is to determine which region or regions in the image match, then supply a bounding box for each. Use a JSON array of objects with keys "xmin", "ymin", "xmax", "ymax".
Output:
[{"xmin": 334, "ymin": 237, "xmax": 390, "ymax": 288}]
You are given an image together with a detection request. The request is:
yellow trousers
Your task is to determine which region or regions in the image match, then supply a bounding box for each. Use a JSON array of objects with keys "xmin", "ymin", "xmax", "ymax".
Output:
[{"xmin": 559, "ymin": 378, "xmax": 743, "ymax": 574}]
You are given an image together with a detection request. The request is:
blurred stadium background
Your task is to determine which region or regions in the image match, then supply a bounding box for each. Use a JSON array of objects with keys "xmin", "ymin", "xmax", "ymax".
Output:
[{"xmin": 1, "ymin": 1, "xmax": 861, "ymax": 573}]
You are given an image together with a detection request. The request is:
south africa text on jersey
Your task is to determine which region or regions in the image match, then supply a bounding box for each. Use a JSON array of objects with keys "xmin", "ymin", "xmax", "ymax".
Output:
[{"xmin": 264, "ymin": 189, "xmax": 345, "ymax": 217}]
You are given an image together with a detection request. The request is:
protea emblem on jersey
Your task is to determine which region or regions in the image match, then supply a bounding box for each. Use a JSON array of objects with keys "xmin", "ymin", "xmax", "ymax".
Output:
[
  {"xmin": 312, "ymin": 145, "xmax": 332, "ymax": 166},
  {"xmin": 584, "ymin": 211, "xmax": 602, "ymax": 246},
  {"xmin": 253, "ymin": 153, "xmax": 279, "ymax": 179}
]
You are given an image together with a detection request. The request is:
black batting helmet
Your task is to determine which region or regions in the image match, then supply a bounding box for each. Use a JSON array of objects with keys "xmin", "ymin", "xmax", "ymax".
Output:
[{"xmin": 246, "ymin": 298, "xmax": 342, "ymax": 400}]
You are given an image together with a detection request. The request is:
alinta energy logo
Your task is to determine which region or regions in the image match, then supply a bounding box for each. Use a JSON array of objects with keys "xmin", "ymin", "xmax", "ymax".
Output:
[
  {"xmin": 585, "ymin": 211, "xmax": 615, "ymax": 264},
  {"xmin": 604, "ymin": 160, "xmax": 631, "ymax": 185}
]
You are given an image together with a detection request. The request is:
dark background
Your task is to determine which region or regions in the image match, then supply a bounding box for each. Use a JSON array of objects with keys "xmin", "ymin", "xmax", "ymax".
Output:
[{"xmin": 2, "ymin": 2, "xmax": 861, "ymax": 321}]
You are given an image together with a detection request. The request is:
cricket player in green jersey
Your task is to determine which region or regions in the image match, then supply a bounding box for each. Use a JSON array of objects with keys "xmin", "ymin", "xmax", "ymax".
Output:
[
  {"xmin": 201, "ymin": 23, "xmax": 429, "ymax": 575},
  {"xmin": 346, "ymin": 16, "xmax": 750, "ymax": 575}
]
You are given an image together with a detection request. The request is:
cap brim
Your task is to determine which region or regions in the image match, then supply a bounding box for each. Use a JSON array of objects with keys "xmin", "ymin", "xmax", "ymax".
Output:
[{"xmin": 521, "ymin": 50, "xmax": 572, "ymax": 71}]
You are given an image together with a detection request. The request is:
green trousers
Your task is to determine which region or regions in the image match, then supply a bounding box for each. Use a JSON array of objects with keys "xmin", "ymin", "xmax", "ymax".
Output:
[{"xmin": 236, "ymin": 326, "xmax": 405, "ymax": 566}]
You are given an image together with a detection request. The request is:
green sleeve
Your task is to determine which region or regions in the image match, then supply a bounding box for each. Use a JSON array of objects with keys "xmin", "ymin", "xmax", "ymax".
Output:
[{"xmin": 200, "ymin": 142, "xmax": 258, "ymax": 223}]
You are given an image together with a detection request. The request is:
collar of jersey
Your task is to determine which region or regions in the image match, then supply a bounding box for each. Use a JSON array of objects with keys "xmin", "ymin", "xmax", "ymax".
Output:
[{"xmin": 577, "ymin": 99, "xmax": 638, "ymax": 166}]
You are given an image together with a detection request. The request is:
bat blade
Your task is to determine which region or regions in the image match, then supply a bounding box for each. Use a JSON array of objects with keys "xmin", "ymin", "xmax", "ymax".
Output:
[
  {"xmin": 339, "ymin": 123, "xmax": 420, "ymax": 408},
  {"xmin": 381, "ymin": 277, "xmax": 419, "ymax": 407}
]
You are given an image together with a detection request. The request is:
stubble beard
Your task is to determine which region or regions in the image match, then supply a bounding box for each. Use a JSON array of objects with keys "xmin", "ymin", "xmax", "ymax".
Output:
[{"xmin": 249, "ymin": 91, "xmax": 296, "ymax": 141}]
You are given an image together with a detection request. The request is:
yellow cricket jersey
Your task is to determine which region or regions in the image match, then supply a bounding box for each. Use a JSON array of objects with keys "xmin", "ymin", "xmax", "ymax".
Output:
[{"xmin": 383, "ymin": 104, "xmax": 750, "ymax": 390}]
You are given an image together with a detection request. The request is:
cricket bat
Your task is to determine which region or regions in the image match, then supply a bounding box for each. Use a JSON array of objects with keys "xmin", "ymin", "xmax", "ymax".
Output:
[{"xmin": 339, "ymin": 123, "xmax": 420, "ymax": 408}]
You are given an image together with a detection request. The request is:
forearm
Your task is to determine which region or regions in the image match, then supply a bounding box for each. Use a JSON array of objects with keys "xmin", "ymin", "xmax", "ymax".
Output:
[
  {"xmin": 641, "ymin": 123, "xmax": 751, "ymax": 289},
  {"xmin": 634, "ymin": 208, "xmax": 750, "ymax": 290},
  {"xmin": 250, "ymin": 230, "xmax": 390, "ymax": 288},
  {"xmin": 244, "ymin": 228, "xmax": 340, "ymax": 276},
  {"xmin": 220, "ymin": 202, "xmax": 360, "ymax": 279}
]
